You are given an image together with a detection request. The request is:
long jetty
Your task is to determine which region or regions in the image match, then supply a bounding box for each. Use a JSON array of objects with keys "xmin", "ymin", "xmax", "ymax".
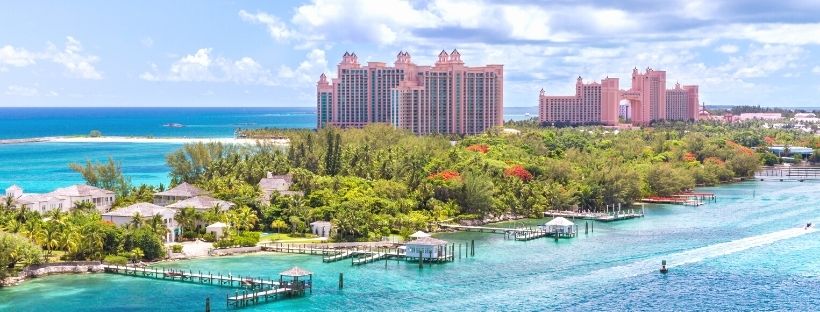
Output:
[
  {"xmin": 102, "ymin": 265, "xmax": 300, "ymax": 309},
  {"xmin": 438, "ymin": 224, "xmax": 576, "ymax": 240},
  {"xmin": 261, "ymin": 243, "xmax": 457, "ymax": 265},
  {"xmin": 756, "ymin": 166, "xmax": 820, "ymax": 181}
]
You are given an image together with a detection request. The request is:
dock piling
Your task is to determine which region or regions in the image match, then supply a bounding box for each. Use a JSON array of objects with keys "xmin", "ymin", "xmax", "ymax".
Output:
[
  {"xmin": 338, "ymin": 273, "xmax": 344, "ymax": 289},
  {"xmin": 585, "ymin": 222, "xmax": 588, "ymax": 235},
  {"xmin": 205, "ymin": 297, "xmax": 210, "ymax": 312}
]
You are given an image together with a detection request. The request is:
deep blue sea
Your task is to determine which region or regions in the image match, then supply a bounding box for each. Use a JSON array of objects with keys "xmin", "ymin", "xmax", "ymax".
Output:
[{"xmin": 0, "ymin": 107, "xmax": 537, "ymax": 193}]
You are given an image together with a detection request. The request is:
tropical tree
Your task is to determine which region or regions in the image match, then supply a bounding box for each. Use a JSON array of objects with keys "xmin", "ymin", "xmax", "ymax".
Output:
[
  {"xmin": 270, "ymin": 219, "xmax": 287, "ymax": 233},
  {"xmin": 174, "ymin": 207, "xmax": 200, "ymax": 239}
]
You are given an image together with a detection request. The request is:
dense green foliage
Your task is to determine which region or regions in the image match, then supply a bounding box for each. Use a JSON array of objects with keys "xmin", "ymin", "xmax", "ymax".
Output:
[
  {"xmin": 160, "ymin": 122, "xmax": 820, "ymax": 241},
  {"xmin": 0, "ymin": 231, "xmax": 43, "ymax": 279}
]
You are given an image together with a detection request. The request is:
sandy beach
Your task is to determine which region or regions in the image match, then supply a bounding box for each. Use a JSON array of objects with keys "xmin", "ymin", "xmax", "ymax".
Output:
[{"xmin": 1, "ymin": 136, "xmax": 288, "ymax": 145}]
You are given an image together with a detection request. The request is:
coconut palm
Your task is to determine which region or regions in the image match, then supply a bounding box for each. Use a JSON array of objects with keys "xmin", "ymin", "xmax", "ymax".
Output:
[
  {"xmin": 147, "ymin": 214, "xmax": 167, "ymax": 237},
  {"xmin": 130, "ymin": 212, "xmax": 144, "ymax": 228},
  {"xmin": 174, "ymin": 207, "xmax": 200, "ymax": 239}
]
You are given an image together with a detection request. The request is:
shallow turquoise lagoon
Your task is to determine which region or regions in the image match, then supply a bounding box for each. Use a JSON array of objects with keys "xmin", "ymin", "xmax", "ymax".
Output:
[{"xmin": 2, "ymin": 180, "xmax": 819, "ymax": 311}]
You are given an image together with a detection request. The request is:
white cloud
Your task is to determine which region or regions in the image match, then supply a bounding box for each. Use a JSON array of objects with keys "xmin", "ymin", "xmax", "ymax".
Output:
[
  {"xmin": 717, "ymin": 44, "xmax": 739, "ymax": 54},
  {"xmin": 5, "ymin": 85, "xmax": 39, "ymax": 97},
  {"xmin": 141, "ymin": 48, "xmax": 276, "ymax": 85},
  {"xmin": 278, "ymin": 48, "xmax": 328, "ymax": 84},
  {"xmin": 0, "ymin": 37, "xmax": 102, "ymax": 79},
  {"xmin": 722, "ymin": 23, "xmax": 820, "ymax": 45},
  {"xmin": 141, "ymin": 37, "xmax": 154, "ymax": 48},
  {"xmin": 812, "ymin": 66, "xmax": 820, "ymax": 74},
  {"xmin": 48, "ymin": 36, "xmax": 103, "ymax": 79},
  {"xmin": 239, "ymin": 10, "xmax": 293, "ymax": 41},
  {"xmin": 0, "ymin": 45, "xmax": 36, "ymax": 67}
]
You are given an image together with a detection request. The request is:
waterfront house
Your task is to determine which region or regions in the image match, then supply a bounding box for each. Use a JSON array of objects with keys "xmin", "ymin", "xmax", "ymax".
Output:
[
  {"xmin": 544, "ymin": 217, "xmax": 576, "ymax": 236},
  {"xmin": 3, "ymin": 184, "xmax": 115, "ymax": 213},
  {"xmin": 49, "ymin": 184, "xmax": 116, "ymax": 212},
  {"xmin": 405, "ymin": 237, "xmax": 448, "ymax": 260},
  {"xmin": 102, "ymin": 202, "xmax": 179, "ymax": 243},
  {"xmin": 206, "ymin": 222, "xmax": 229, "ymax": 240},
  {"xmin": 309, "ymin": 221, "xmax": 332, "ymax": 237},
  {"xmin": 165, "ymin": 195, "xmax": 235, "ymax": 212},
  {"xmin": 153, "ymin": 182, "xmax": 206, "ymax": 206},
  {"xmin": 258, "ymin": 173, "xmax": 303, "ymax": 203}
]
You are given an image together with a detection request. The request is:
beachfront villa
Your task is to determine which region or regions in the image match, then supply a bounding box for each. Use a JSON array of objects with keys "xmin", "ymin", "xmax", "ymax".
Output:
[
  {"xmin": 2, "ymin": 184, "xmax": 115, "ymax": 213},
  {"xmin": 165, "ymin": 195, "xmax": 235, "ymax": 212},
  {"xmin": 206, "ymin": 222, "xmax": 229, "ymax": 240},
  {"xmin": 405, "ymin": 236, "xmax": 449, "ymax": 260},
  {"xmin": 153, "ymin": 182, "xmax": 207, "ymax": 206},
  {"xmin": 258, "ymin": 173, "xmax": 303, "ymax": 203},
  {"xmin": 309, "ymin": 221, "xmax": 332, "ymax": 238},
  {"xmin": 102, "ymin": 202, "xmax": 179, "ymax": 243}
]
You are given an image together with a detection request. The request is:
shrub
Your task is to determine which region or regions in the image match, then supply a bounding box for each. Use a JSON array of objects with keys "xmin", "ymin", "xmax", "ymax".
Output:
[
  {"xmin": 465, "ymin": 144, "xmax": 489, "ymax": 153},
  {"xmin": 89, "ymin": 130, "xmax": 102, "ymax": 137},
  {"xmin": 170, "ymin": 244, "xmax": 183, "ymax": 253},
  {"xmin": 103, "ymin": 255, "xmax": 128, "ymax": 266},
  {"xmin": 504, "ymin": 165, "xmax": 533, "ymax": 181},
  {"xmin": 201, "ymin": 232, "xmax": 216, "ymax": 242},
  {"xmin": 213, "ymin": 239, "xmax": 234, "ymax": 249}
]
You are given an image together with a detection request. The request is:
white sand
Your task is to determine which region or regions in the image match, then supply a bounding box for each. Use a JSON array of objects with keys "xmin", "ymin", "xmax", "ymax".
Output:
[{"xmin": 46, "ymin": 136, "xmax": 288, "ymax": 145}]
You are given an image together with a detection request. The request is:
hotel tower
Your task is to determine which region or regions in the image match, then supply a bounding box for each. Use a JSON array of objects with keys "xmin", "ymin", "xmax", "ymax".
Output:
[
  {"xmin": 317, "ymin": 50, "xmax": 504, "ymax": 134},
  {"xmin": 539, "ymin": 67, "xmax": 699, "ymax": 125}
]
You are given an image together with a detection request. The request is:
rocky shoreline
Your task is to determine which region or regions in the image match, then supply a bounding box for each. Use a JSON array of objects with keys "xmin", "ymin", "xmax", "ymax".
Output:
[{"xmin": 1, "ymin": 261, "xmax": 104, "ymax": 287}]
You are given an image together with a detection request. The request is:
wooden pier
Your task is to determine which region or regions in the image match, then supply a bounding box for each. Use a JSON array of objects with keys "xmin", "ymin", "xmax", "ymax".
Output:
[
  {"xmin": 756, "ymin": 166, "xmax": 820, "ymax": 181},
  {"xmin": 102, "ymin": 264, "xmax": 311, "ymax": 309},
  {"xmin": 262, "ymin": 243, "xmax": 457, "ymax": 266},
  {"xmin": 543, "ymin": 210, "xmax": 644, "ymax": 222},
  {"xmin": 439, "ymin": 224, "xmax": 577, "ymax": 240}
]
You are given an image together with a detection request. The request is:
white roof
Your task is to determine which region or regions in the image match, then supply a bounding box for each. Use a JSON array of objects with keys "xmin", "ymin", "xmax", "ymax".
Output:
[
  {"xmin": 6, "ymin": 185, "xmax": 22, "ymax": 192},
  {"xmin": 166, "ymin": 195, "xmax": 234, "ymax": 210},
  {"xmin": 49, "ymin": 184, "xmax": 114, "ymax": 197},
  {"xmin": 154, "ymin": 182, "xmax": 206, "ymax": 197},
  {"xmin": 409, "ymin": 231, "xmax": 431, "ymax": 238},
  {"xmin": 546, "ymin": 217, "xmax": 575, "ymax": 227},
  {"xmin": 406, "ymin": 236, "xmax": 447, "ymax": 246},
  {"xmin": 206, "ymin": 222, "xmax": 229, "ymax": 229},
  {"xmin": 103, "ymin": 202, "xmax": 173, "ymax": 217},
  {"xmin": 310, "ymin": 221, "xmax": 331, "ymax": 226}
]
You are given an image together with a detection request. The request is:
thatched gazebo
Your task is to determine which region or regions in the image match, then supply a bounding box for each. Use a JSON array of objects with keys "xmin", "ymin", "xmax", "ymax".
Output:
[{"xmin": 279, "ymin": 266, "xmax": 313, "ymax": 295}]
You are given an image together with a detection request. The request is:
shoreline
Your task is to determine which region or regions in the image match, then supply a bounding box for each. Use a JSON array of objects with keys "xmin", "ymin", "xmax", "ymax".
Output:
[{"xmin": 0, "ymin": 136, "xmax": 288, "ymax": 145}]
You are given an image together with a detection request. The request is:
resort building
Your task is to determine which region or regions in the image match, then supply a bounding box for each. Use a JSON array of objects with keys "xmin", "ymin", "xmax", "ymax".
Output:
[
  {"xmin": 317, "ymin": 50, "xmax": 504, "ymax": 134},
  {"xmin": 165, "ymin": 195, "xmax": 235, "ymax": 212},
  {"xmin": 258, "ymin": 173, "xmax": 303, "ymax": 203},
  {"xmin": 2, "ymin": 184, "xmax": 115, "ymax": 213},
  {"xmin": 102, "ymin": 202, "xmax": 179, "ymax": 242},
  {"xmin": 538, "ymin": 68, "xmax": 700, "ymax": 125},
  {"xmin": 539, "ymin": 76, "xmax": 620, "ymax": 125},
  {"xmin": 206, "ymin": 222, "xmax": 229, "ymax": 240},
  {"xmin": 153, "ymin": 182, "xmax": 207, "ymax": 206},
  {"xmin": 543, "ymin": 217, "xmax": 577, "ymax": 237},
  {"xmin": 309, "ymin": 221, "xmax": 332, "ymax": 238},
  {"xmin": 736, "ymin": 113, "xmax": 783, "ymax": 121}
]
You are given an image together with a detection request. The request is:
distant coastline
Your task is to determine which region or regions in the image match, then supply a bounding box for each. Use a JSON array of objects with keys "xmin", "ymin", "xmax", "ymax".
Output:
[{"xmin": 0, "ymin": 136, "xmax": 288, "ymax": 145}]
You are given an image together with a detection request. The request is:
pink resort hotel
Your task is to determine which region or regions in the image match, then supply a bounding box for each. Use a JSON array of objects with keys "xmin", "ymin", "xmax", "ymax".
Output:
[
  {"xmin": 317, "ymin": 50, "xmax": 504, "ymax": 134},
  {"xmin": 539, "ymin": 68, "xmax": 699, "ymax": 125}
]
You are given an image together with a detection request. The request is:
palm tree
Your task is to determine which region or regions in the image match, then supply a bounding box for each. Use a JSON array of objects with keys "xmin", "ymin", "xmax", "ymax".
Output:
[
  {"xmin": 270, "ymin": 219, "xmax": 287, "ymax": 233},
  {"xmin": 130, "ymin": 212, "xmax": 144, "ymax": 228},
  {"xmin": 234, "ymin": 206, "xmax": 258, "ymax": 232},
  {"xmin": 148, "ymin": 214, "xmax": 167, "ymax": 237},
  {"xmin": 202, "ymin": 205, "xmax": 224, "ymax": 224},
  {"xmin": 174, "ymin": 207, "xmax": 199, "ymax": 239}
]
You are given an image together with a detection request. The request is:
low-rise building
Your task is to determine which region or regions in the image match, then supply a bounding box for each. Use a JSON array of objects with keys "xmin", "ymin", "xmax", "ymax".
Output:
[
  {"xmin": 309, "ymin": 221, "xmax": 332, "ymax": 238},
  {"xmin": 153, "ymin": 182, "xmax": 207, "ymax": 206},
  {"xmin": 258, "ymin": 173, "xmax": 303, "ymax": 203},
  {"xmin": 3, "ymin": 184, "xmax": 115, "ymax": 213},
  {"xmin": 166, "ymin": 195, "xmax": 234, "ymax": 212},
  {"xmin": 206, "ymin": 222, "xmax": 229, "ymax": 240},
  {"xmin": 102, "ymin": 202, "xmax": 179, "ymax": 243},
  {"xmin": 405, "ymin": 237, "xmax": 448, "ymax": 260}
]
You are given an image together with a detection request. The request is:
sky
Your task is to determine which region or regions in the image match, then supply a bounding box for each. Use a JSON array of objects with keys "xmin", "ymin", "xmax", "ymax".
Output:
[{"xmin": 2, "ymin": 0, "xmax": 820, "ymax": 108}]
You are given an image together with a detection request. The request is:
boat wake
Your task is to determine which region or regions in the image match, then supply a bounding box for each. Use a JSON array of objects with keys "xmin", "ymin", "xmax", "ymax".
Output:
[{"xmin": 431, "ymin": 226, "xmax": 817, "ymax": 309}]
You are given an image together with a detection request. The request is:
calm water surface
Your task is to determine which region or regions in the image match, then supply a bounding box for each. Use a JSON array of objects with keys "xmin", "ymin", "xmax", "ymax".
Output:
[{"xmin": 1, "ymin": 181, "xmax": 819, "ymax": 311}]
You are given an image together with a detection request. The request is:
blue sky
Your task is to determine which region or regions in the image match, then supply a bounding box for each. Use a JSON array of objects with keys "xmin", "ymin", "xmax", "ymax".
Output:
[{"xmin": 2, "ymin": 0, "xmax": 820, "ymax": 108}]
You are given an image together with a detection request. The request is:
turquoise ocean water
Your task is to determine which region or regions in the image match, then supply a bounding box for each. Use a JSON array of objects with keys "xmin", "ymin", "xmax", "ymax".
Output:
[
  {"xmin": 0, "ymin": 107, "xmax": 536, "ymax": 193},
  {"xmin": 1, "ymin": 180, "xmax": 819, "ymax": 311}
]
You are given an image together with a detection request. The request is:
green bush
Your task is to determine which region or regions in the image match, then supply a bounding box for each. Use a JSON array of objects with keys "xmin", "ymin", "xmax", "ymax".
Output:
[
  {"xmin": 89, "ymin": 130, "xmax": 102, "ymax": 137},
  {"xmin": 235, "ymin": 231, "xmax": 261, "ymax": 247},
  {"xmin": 201, "ymin": 232, "xmax": 216, "ymax": 242},
  {"xmin": 124, "ymin": 228, "xmax": 164, "ymax": 260},
  {"xmin": 0, "ymin": 231, "xmax": 43, "ymax": 279},
  {"xmin": 103, "ymin": 255, "xmax": 128, "ymax": 266},
  {"xmin": 170, "ymin": 244, "xmax": 183, "ymax": 253},
  {"xmin": 213, "ymin": 239, "xmax": 234, "ymax": 249}
]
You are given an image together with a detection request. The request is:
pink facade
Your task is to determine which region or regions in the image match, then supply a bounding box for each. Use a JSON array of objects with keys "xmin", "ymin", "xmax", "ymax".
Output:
[
  {"xmin": 317, "ymin": 50, "xmax": 504, "ymax": 134},
  {"xmin": 539, "ymin": 67, "xmax": 699, "ymax": 125}
]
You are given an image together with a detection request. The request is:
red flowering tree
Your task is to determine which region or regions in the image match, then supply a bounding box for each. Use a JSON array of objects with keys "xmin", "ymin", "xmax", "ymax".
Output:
[
  {"xmin": 466, "ymin": 144, "xmax": 489, "ymax": 154},
  {"xmin": 682, "ymin": 152, "xmax": 697, "ymax": 162},
  {"xmin": 704, "ymin": 157, "xmax": 725, "ymax": 166},
  {"xmin": 428, "ymin": 170, "xmax": 462, "ymax": 182},
  {"xmin": 504, "ymin": 165, "xmax": 533, "ymax": 181}
]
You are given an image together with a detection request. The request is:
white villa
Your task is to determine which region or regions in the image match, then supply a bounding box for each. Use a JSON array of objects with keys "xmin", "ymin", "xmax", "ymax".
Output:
[
  {"xmin": 3, "ymin": 184, "xmax": 115, "ymax": 213},
  {"xmin": 206, "ymin": 222, "xmax": 229, "ymax": 240},
  {"xmin": 309, "ymin": 221, "xmax": 332, "ymax": 238},
  {"xmin": 166, "ymin": 195, "xmax": 235, "ymax": 212},
  {"xmin": 153, "ymin": 182, "xmax": 207, "ymax": 206},
  {"xmin": 258, "ymin": 173, "xmax": 303, "ymax": 203},
  {"xmin": 102, "ymin": 202, "xmax": 179, "ymax": 243},
  {"xmin": 405, "ymin": 236, "xmax": 448, "ymax": 260}
]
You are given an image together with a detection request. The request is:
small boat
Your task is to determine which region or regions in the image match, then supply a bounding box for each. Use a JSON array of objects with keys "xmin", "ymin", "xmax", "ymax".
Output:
[
  {"xmin": 163, "ymin": 123, "xmax": 185, "ymax": 128},
  {"xmin": 660, "ymin": 260, "xmax": 668, "ymax": 274}
]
